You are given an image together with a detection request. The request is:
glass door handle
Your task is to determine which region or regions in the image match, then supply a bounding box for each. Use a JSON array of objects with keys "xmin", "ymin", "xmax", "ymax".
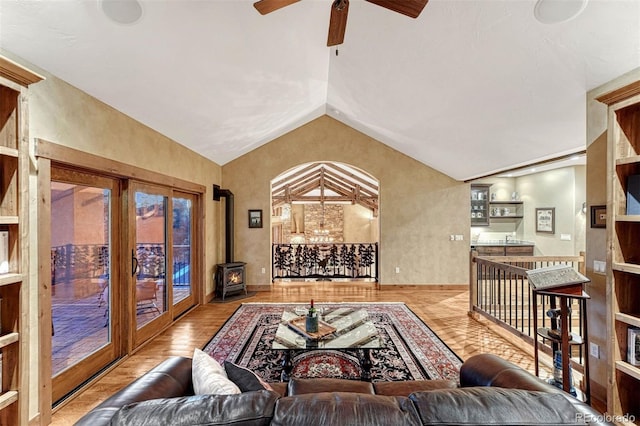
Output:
[{"xmin": 132, "ymin": 250, "xmax": 139, "ymax": 277}]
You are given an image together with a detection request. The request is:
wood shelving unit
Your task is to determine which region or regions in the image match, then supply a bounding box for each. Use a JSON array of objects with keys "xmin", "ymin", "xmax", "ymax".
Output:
[
  {"xmin": 597, "ymin": 81, "xmax": 640, "ymax": 424},
  {"xmin": 489, "ymin": 200, "xmax": 524, "ymax": 219},
  {"xmin": 0, "ymin": 55, "xmax": 43, "ymax": 425}
]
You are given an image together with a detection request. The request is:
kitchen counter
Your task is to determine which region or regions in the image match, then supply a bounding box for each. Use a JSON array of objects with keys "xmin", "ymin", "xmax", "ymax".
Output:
[
  {"xmin": 471, "ymin": 240, "xmax": 535, "ymax": 256},
  {"xmin": 471, "ymin": 239, "xmax": 535, "ymax": 247}
]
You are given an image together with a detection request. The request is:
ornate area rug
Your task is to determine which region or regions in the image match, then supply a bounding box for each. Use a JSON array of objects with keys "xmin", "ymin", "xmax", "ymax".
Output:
[{"xmin": 203, "ymin": 302, "xmax": 462, "ymax": 382}]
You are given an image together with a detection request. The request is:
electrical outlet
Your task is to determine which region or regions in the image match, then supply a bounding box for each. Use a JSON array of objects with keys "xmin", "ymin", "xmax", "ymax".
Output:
[
  {"xmin": 450, "ymin": 235, "xmax": 455, "ymax": 241},
  {"xmin": 395, "ymin": 267, "xmax": 400, "ymax": 274},
  {"xmin": 455, "ymin": 234, "xmax": 464, "ymax": 241},
  {"xmin": 261, "ymin": 267, "xmax": 266, "ymax": 274},
  {"xmin": 593, "ymin": 260, "xmax": 606, "ymax": 273},
  {"xmin": 589, "ymin": 342, "xmax": 600, "ymax": 359}
]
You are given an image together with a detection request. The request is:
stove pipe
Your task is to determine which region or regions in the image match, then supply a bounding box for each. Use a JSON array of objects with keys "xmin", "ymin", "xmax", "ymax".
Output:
[{"xmin": 213, "ymin": 184, "xmax": 234, "ymax": 263}]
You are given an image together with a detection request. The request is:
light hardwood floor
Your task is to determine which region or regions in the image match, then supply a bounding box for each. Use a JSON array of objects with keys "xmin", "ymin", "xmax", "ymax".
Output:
[{"xmin": 51, "ymin": 282, "xmax": 550, "ymax": 425}]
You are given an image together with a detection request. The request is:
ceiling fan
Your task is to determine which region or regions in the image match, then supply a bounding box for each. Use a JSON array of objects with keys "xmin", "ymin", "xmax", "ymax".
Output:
[{"xmin": 253, "ymin": 0, "xmax": 429, "ymax": 46}]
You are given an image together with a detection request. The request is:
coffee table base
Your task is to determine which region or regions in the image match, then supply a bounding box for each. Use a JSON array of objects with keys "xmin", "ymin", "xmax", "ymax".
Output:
[{"xmin": 280, "ymin": 348, "xmax": 374, "ymax": 382}]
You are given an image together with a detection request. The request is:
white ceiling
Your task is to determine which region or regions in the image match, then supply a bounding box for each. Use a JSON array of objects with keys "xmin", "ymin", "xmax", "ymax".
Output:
[{"xmin": 1, "ymin": 0, "xmax": 638, "ymax": 181}]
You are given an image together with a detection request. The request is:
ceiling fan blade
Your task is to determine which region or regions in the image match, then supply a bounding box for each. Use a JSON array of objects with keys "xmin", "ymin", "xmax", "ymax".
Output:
[
  {"xmin": 365, "ymin": 0, "xmax": 428, "ymax": 18},
  {"xmin": 253, "ymin": 0, "xmax": 300, "ymax": 15},
  {"xmin": 327, "ymin": 0, "xmax": 349, "ymax": 46}
]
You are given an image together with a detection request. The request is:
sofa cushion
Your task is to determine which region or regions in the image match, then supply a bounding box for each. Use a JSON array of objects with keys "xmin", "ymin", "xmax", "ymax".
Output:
[
  {"xmin": 287, "ymin": 377, "xmax": 374, "ymax": 395},
  {"xmin": 110, "ymin": 390, "xmax": 279, "ymax": 426},
  {"xmin": 74, "ymin": 356, "xmax": 194, "ymax": 426},
  {"xmin": 374, "ymin": 379, "xmax": 457, "ymax": 396},
  {"xmin": 271, "ymin": 392, "xmax": 422, "ymax": 426},
  {"xmin": 268, "ymin": 381, "xmax": 288, "ymax": 396},
  {"xmin": 192, "ymin": 349, "xmax": 240, "ymax": 395},
  {"xmin": 460, "ymin": 353, "xmax": 558, "ymax": 392},
  {"xmin": 409, "ymin": 387, "xmax": 586, "ymax": 425},
  {"xmin": 224, "ymin": 361, "xmax": 274, "ymax": 392}
]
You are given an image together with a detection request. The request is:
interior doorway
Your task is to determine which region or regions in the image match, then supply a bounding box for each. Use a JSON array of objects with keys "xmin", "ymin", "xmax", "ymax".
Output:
[{"xmin": 270, "ymin": 162, "xmax": 380, "ymax": 281}]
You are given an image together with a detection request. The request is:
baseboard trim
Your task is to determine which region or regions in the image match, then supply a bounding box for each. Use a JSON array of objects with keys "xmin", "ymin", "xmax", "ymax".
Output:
[
  {"xmin": 247, "ymin": 284, "xmax": 271, "ymax": 292},
  {"xmin": 378, "ymin": 284, "xmax": 468, "ymax": 290}
]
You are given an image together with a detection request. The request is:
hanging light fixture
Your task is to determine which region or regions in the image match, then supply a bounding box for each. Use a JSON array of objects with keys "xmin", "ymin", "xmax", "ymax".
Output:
[{"xmin": 310, "ymin": 201, "xmax": 333, "ymax": 243}]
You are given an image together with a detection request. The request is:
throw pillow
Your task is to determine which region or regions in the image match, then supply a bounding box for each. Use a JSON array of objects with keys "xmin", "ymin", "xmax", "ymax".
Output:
[
  {"xmin": 224, "ymin": 361, "xmax": 274, "ymax": 392},
  {"xmin": 192, "ymin": 348, "xmax": 241, "ymax": 395}
]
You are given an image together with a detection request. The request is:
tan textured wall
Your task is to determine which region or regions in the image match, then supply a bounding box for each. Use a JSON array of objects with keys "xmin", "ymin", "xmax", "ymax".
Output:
[
  {"xmin": 585, "ymin": 132, "xmax": 608, "ymax": 408},
  {"xmin": 343, "ymin": 204, "xmax": 377, "ymax": 243},
  {"xmin": 28, "ymin": 71, "xmax": 223, "ymax": 293},
  {"xmin": 15, "ymin": 57, "xmax": 222, "ymax": 421},
  {"xmin": 222, "ymin": 115, "xmax": 470, "ymax": 287}
]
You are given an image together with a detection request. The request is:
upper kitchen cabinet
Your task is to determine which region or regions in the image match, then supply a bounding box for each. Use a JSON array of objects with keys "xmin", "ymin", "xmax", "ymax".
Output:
[{"xmin": 471, "ymin": 184, "xmax": 490, "ymax": 227}]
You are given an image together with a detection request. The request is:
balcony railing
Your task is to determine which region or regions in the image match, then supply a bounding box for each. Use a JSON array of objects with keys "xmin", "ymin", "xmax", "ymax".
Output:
[
  {"xmin": 51, "ymin": 243, "xmax": 191, "ymax": 286},
  {"xmin": 470, "ymin": 251, "xmax": 586, "ymax": 370},
  {"xmin": 272, "ymin": 243, "xmax": 378, "ymax": 282}
]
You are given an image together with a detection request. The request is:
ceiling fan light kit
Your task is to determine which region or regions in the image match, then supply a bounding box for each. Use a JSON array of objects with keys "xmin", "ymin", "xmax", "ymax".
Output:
[{"xmin": 253, "ymin": 0, "xmax": 428, "ymax": 46}]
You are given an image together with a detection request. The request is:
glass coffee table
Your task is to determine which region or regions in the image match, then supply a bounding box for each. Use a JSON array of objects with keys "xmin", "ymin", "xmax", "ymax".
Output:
[{"xmin": 272, "ymin": 306, "xmax": 382, "ymax": 381}]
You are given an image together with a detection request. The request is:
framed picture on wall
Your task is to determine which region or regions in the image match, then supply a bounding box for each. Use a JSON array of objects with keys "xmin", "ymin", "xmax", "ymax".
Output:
[
  {"xmin": 590, "ymin": 205, "xmax": 606, "ymax": 228},
  {"xmin": 535, "ymin": 208, "xmax": 555, "ymax": 234},
  {"xmin": 248, "ymin": 209, "xmax": 263, "ymax": 228}
]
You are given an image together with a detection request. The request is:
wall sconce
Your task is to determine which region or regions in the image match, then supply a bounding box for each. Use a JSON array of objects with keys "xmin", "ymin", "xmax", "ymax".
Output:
[{"xmin": 582, "ymin": 202, "xmax": 587, "ymax": 214}]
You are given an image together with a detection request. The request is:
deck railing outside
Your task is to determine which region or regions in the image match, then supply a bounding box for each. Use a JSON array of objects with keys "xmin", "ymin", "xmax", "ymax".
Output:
[
  {"xmin": 51, "ymin": 243, "xmax": 191, "ymax": 286},
  {"xmin": 272, "ymin": 243, "xmax": 378, "ymax": 282},
  {"xmin": 470, "ymin": 251, "xmax": 586, "ymax": 370}
]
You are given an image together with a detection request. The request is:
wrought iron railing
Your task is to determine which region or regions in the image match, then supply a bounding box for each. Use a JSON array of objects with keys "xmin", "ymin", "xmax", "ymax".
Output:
[
  {"xmin": 51, "ymin": 243, "xmax": 108, "ymax": 284},
  {"xmin": 272, "ymin": 243, "xmax": 378, "ymax": 282},
  {"xmin": 470, "ymin": 252, "xmax": 586, "ymax": 368}
]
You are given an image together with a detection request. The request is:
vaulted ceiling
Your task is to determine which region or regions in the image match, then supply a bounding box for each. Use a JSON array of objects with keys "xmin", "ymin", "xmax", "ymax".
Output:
[{"xmin": 1, "ymin": 0, "xmax": 638, "ymax": 181}]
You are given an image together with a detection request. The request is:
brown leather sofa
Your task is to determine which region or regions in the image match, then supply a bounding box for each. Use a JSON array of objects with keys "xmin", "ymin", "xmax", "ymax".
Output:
[{"xmin": 75, "ymin": 353, "xmax": 610, "ymax": 425}]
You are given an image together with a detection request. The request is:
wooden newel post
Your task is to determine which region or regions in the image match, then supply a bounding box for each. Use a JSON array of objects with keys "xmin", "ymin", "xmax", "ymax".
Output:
[{"xmin": 469, "ymin": 250, "xmax": 478, "ymax": 313}]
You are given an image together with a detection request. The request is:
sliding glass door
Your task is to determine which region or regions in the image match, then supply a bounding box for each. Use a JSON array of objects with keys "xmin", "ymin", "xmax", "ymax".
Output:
[
  {"xmin": 131, "ymin": 183, "xmax": 171, "ymax": 346},
  {"xmin": 47, "ymin": 164, "xmax": 201, "ymax": 404},
  {"xmin": 172, "ymin": 192, "xmax": 196, "ymax": 315},
  {"xmin": 50, "ymin": 168, "xmax": 121, "ymax": 403}
]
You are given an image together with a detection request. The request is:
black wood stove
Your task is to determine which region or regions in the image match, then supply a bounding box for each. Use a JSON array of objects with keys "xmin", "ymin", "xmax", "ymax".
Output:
[
  {"xmin": 213, "ymin": 185, "xmax": 247, "ymax": 300},
  {"xmin": 215, "ymin": 262, "xmax": 247, "ymax": 300}
]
